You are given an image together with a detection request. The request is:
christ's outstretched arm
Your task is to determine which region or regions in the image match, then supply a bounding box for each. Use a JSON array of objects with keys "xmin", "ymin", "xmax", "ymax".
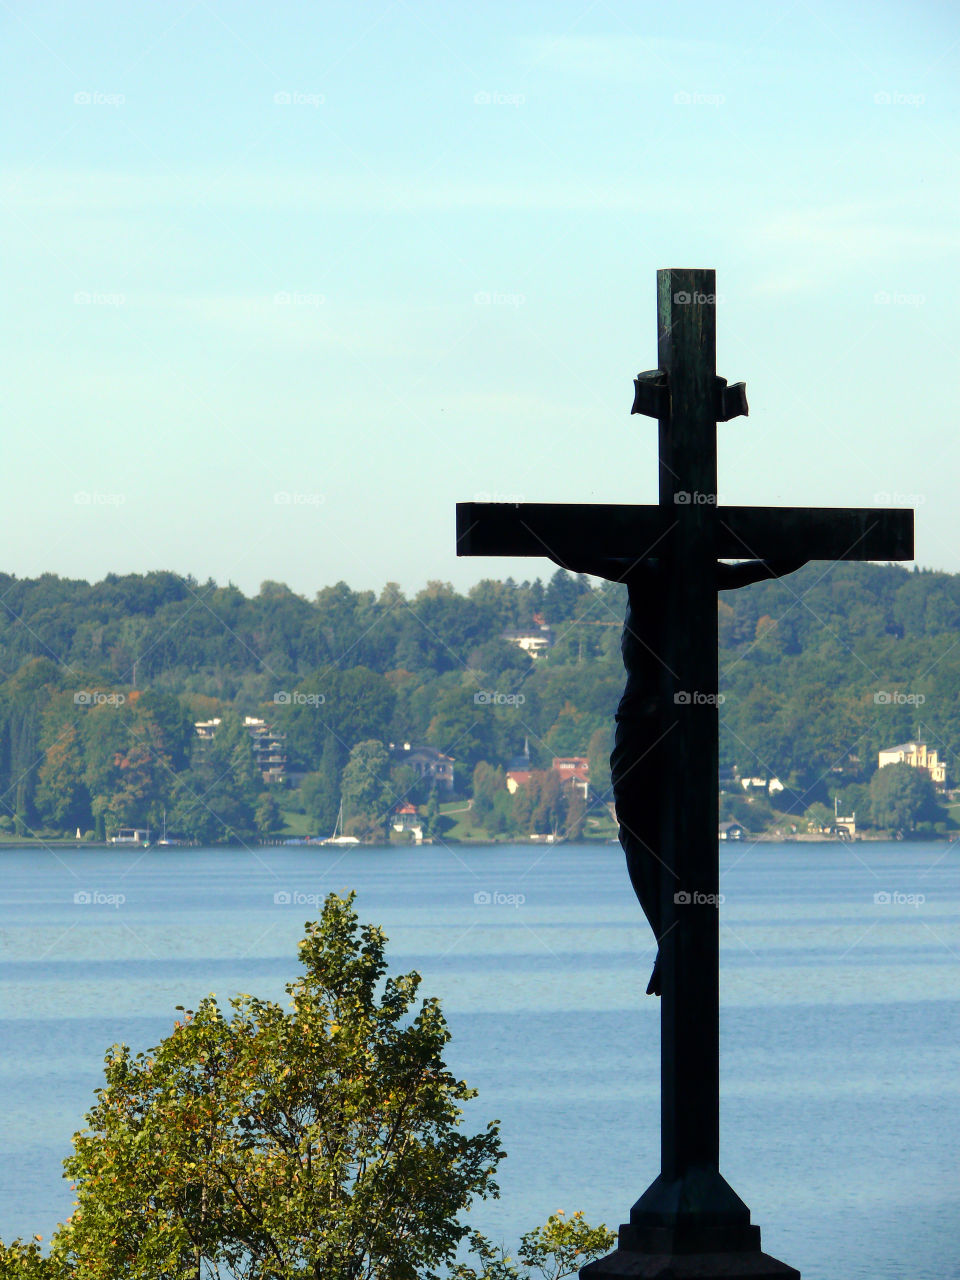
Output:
[
  {"xmin": 715, "ymin": 558, "xmax": 807, "ymax": 590},
  {"xmin": 546, "ymin": 550, "xmax": 806, "ymax": 590},
  {"xmin": 544, "ymin": 550, "xmax": 642, "ymax": 584}
]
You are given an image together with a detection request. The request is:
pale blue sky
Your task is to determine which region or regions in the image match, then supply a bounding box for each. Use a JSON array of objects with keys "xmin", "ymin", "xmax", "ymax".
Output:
[{"xmin": 2, "ymin": 1, "xmax": 958, "ymax": 595}]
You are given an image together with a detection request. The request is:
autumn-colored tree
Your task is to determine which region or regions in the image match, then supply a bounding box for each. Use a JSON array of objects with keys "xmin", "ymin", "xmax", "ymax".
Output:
[
  {"xmin": 35, "ymin": 724, "xmax": 89, "ymax": 830},
  {"xmin": 0, "ymin": 894, "xmax": 504, "ymax": 1279}
]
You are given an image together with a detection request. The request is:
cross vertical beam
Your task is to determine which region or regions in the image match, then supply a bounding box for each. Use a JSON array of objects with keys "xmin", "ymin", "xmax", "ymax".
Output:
[
  {"xmin": 624, "ymin": 272, "xmax": 762, "ymax": 1257},
  {"xmin": 657, "ymin": 270, "xmax": 720, "ymax": 1183}
]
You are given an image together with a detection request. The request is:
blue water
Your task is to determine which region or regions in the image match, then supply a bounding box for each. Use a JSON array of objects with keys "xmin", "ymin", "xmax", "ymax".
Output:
[{"xmin": 1, "ymin": 841, "xmax": 959, "ymax": 1279}]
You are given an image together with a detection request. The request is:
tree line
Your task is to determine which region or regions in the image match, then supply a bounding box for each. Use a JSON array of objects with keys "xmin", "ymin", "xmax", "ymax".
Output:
[{"xmin": 0, "ymin": 562, "xmax": 956, "ymax": 841}]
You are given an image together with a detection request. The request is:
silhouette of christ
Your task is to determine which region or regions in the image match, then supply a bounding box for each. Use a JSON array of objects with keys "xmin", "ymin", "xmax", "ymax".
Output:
[{"xmin": 549, "ymin": 551, "xmax": 806, "ymax": 995}]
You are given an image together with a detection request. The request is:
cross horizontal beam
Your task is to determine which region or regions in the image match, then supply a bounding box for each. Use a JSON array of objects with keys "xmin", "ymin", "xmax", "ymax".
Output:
[{"xmin": 456, "ymin": 502, "xmax": 914, "ymax": 562}]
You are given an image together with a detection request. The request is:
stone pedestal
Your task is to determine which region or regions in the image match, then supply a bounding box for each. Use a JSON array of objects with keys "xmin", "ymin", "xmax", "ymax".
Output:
[
  {"xmin": 580, "ymin": 1170, "xmax": 800, "ymax": 1279},
  {"xmin": 581, "ymin": 1247, "xmax": 800, "ymax": 1278}
]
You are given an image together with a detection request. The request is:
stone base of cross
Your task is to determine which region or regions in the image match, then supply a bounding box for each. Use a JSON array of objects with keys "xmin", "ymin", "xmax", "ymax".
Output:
[{"xmin": 456, "ymin": 269, "xmax": 914, "ymax": 1279}]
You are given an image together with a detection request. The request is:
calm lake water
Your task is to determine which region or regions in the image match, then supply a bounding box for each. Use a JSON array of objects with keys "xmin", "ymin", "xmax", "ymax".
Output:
[{"xmin": 1, "ymin": 840, "xmax": 958, "ymax": 1279}]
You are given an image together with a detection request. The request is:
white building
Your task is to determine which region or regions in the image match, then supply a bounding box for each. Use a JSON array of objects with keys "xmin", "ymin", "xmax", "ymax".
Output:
[{"xmin": 877, "ymin": 741, "xmax": 946, "ymax": 788}]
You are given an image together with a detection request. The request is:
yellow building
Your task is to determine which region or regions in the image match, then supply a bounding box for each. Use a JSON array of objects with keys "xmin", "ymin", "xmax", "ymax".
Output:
[{"xmin": 877, "ymin": 741, "xmax": 946, "ymax": 787}]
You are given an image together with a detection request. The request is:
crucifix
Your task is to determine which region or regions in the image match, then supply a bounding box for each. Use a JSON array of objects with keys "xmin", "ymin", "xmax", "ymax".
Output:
[{"xmin": 456, "ymin": 269, "xmax": 914, "ymax": 1278}]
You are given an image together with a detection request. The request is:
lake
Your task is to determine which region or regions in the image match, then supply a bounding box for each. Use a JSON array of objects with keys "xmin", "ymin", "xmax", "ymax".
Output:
[{"xmin": 1, "ymin": 840, "xmax": 958, "ymax": 1278}]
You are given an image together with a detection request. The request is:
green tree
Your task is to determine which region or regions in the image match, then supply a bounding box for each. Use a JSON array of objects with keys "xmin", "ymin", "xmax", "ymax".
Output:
[
  {"xmin": 451, "ymin": 1210, "xmax": 615, "ymax": 1279},
  {"xmin": 426, "ymin": 688, "xmax": 496, "ymax": 774},
  {"xmin": 0, "ymin": 894, "xmax": 504, "ymax": 1279},
  {"xmin": 469, "ymin": 763, "xmax": 518, "ymax": 838},
  {"xmin": 35, "ymin": 723, "xmax": 90, "ymax": 831},
  {"xmin": 869, "ymin": 762, "xmax": 940, "ymax": 831},
  {"xmin": 278, "ymin": 668, "xmax": 395, "ymax": 773},
  {"xmin": 254, "ymin": 790, "xmax": 283, "ymax": 840},
  {"xmin": 341, "ymin": 738, "xmax": 392, "ymax": 837},
  {"xmin": 543, "ymin": 702, "xmax": 589, "ymax": 757},
  {"xmin": 166, "ymin": 714, "xmax": 259, "ymax": 845},
  {"xmin": 424, "ymin": 786, "xmax": 441, "ymax": 839},
  {"xmin": 0, "ymin": 1238, "xmax": 51, "ymax": 1278},
  {"xmin": 543, "ymin": 570, "xmax": 590, "ymax": 623},
  {"xmin": 471, "ymin": 762, "xmax": 505, "ymax": 830},
  {"xmin": 804, "ymin": 801, "xmax": 833, "ymax": 831},
  {"xmin": 215, "ymin": 710, "xmax": 262, "ymax": 798},
  {"xmin": 586, "ymin": 725, "xmax": 613, "ymax": 804},
  {"xmin": 300, "ymin": 732, "xmax": 343, "ymax": 835},
  {"xmin": 74, "ymin": 690, "xmax": 188, "ymax": 836},
  {"xmin": 512, "ymin": 772, "xmax": 566, "ymax": 837},
  {"xmin": 563, "ymin": 788, "xmax": 586, "ymax": 841}
]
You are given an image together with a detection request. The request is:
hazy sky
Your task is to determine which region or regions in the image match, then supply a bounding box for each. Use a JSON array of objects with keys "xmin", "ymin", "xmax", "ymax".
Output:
[{"xmin": 3, "ymin": 1, "xmax": 958, "ymax": 597}]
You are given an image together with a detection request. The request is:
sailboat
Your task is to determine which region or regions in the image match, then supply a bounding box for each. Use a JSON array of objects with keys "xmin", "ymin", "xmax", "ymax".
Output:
[{"xmin": 320, "ymin": 799, "xmax": 361, "ymax": 846}]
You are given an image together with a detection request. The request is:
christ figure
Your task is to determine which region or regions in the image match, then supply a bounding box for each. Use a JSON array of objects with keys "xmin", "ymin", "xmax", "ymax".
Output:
[{"xmin": 548, "ymin": 551, "xmax": 806, "ymax": 995}]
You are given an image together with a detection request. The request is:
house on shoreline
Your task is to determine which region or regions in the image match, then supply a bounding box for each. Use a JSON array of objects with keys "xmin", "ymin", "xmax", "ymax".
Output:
[{"xmin": 506, "ymin": 745, "xmax": 590, "ymax": 797}]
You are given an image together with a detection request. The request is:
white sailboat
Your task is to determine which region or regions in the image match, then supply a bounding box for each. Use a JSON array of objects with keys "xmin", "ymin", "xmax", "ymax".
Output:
[{"xmin": 320, "ymin": 799, "xmax": 360, "ymax": 846}]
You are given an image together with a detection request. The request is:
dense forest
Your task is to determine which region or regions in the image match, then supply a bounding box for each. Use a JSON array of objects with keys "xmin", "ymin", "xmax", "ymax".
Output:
[{"xmin": 0, "ymin": 561, "xmax": 956, "ymax": 842}]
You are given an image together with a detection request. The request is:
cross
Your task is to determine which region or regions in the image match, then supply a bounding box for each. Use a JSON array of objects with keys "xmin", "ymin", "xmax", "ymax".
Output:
[{"xmin": 455, "ymin": 269, "xmax": 914, "ymax": 1278}]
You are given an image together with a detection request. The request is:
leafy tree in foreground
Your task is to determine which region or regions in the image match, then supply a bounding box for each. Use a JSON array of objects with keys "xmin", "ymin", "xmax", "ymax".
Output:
[
  {"xmin": 0, "ymin": 913, "xmax": 616, "ymax": 1280},
  {"xmin": 2, "ymin": 893, "xmax": 504, "ymax": 1279}
]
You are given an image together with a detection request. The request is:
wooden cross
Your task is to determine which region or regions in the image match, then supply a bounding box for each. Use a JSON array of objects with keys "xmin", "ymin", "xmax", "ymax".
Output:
[{"xmin": 456, "ymin": 269, "xmax": 914, "ymax": 1277}]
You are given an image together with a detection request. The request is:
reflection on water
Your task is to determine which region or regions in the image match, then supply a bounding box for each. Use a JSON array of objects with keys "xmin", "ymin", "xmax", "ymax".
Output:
[{"xmin": 1, "ymin": 841, "xmax": 958, "ymax": 1279}]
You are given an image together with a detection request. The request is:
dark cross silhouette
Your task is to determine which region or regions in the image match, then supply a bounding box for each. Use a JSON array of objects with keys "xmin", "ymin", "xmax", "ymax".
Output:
[{"xmin": 456, "ymin": 269, "xmax": 914, "ymax": 1278}]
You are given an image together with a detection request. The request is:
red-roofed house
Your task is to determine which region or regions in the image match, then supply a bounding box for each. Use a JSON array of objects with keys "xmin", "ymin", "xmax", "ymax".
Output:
[
  {"xmin": 551, "ymin": 756, "xmax": 589, "ymax": 798},
  {"xmin": 392, "ymin": 803, "xmax": 424, "ymax": 842}
]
